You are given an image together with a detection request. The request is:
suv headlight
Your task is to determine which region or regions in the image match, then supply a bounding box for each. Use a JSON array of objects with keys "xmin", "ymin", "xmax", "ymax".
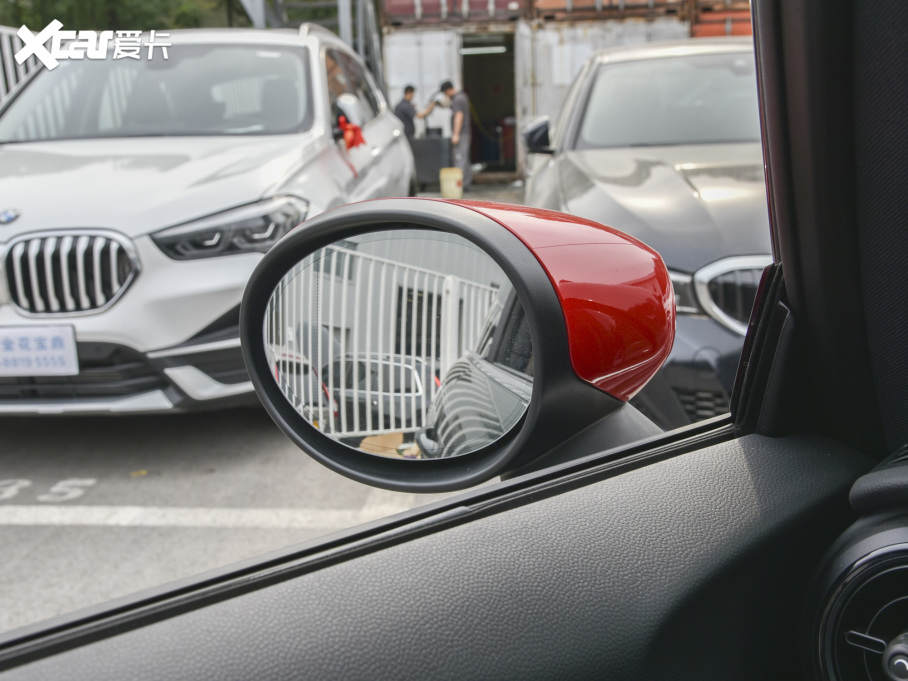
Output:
[
  {"xmin": 668, "ymin": 270, "xmax": 702, "ymax": 315},
  {"xmin": 152, "ymin": 196, "xmax": 308, "ymax": 260}
]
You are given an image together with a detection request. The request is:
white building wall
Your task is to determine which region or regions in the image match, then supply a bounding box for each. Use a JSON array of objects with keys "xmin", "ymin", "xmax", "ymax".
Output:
[{"xmin": 383, "ymin": 30, "xmax": 462, "ymax": 137}]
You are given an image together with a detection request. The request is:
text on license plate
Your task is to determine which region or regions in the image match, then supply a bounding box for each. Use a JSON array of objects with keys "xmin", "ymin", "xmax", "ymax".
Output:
[{"xmin": 0, "ymin": 326, "xmax": 79, "ymax": 376}]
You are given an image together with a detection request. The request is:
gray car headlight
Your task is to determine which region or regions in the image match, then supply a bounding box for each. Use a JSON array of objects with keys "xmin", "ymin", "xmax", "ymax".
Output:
[
  {"xmin": 152, "ymin": 196, "xmax": 308, "ymax": 260},
  {"xmin": 669, "ymin": 270, "xmax": 702, "ymax": 315}
]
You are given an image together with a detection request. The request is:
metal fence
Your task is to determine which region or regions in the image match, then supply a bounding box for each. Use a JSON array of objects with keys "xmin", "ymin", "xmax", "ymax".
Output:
[
  {"xmin": 0, "ymin": 25, "xmax": 40, "ymax": 108},
  {"xmin": 267, "ymin": 244, "xmax": 499, "ymax": 440}
]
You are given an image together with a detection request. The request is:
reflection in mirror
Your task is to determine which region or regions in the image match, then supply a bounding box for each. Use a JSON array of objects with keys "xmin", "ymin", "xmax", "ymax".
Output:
[{"xmin": 265, "ymin": 229, "xmax": 533, "ymax": 459}]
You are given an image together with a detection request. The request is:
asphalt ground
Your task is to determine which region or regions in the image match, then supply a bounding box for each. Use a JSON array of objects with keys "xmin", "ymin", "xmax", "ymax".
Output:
[{"xmin": 0, "ymin": 182, "xmax": 524, "ymax": 635}]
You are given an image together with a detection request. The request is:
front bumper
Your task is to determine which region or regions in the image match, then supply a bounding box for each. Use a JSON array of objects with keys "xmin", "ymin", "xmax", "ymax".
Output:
[
  {"xmin": 631, "ymin": 314, "xmax": 744, "ymax": 430},
  {"xmin": 0, "ymin": 237, "xmax": 261, "ymax": 414},
  {"xmin": 0, "ymin": 334, "xmax": 257, "ymax": 415}
]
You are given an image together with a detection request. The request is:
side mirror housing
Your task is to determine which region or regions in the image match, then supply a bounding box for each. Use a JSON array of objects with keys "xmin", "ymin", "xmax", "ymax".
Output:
[
  {"xmin": 336, "ymin": 92, "xmax": 366, "ymax": 128},
  {"xmin": 241, "ymin": 199, "xmax": 675, "ymax": 492},
  {"xmin": 523, "ymin": 115, "xmax": 554, "ymax": 155}
]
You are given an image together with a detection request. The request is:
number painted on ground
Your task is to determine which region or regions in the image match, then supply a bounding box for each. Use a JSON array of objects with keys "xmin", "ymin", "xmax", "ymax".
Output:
[
  {"xmin": 36, "ymin": 479, "xmax": 97, "ymax": 503},
  {"xmin": 0, "ymin": 478, "xmax": 97, "ymax": 503},
  {"xmin": 0, "ymin": 479, "xmax": 32, "ymax": 501}
]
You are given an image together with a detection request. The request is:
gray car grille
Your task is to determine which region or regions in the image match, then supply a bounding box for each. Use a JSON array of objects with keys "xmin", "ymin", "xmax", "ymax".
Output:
[
  {"xmin": 3, "ymin": 231, "xmax": 140, "ymax": 315},
  {"xmin": 706, "ymin": 268, "xmax": 763, "ymax": 327},
  {"xmin": 673, "ymin": 387, "xmax": 730, "ymax": 423},
  {"xmin": 693, "ymin": 256, "xmax": 773, "ymax": 335}
]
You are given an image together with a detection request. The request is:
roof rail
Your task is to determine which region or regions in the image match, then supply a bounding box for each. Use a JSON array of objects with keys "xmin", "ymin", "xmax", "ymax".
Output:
[{"xmin": 299, "ymin": 23, "xmax": 337, "ymax": 40}]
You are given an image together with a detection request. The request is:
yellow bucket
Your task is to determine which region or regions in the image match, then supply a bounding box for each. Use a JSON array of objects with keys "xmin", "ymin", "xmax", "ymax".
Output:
[{"xmin": 439, "ymin": 167, "xmax": 463, "ymax": 199}]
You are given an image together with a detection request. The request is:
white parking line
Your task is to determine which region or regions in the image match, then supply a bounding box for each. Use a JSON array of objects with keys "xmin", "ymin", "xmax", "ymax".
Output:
[
  {"xmin": 0, "ymin": 506, "xmax": 365, "ymax": 529},
  {"xmin": 0, "ymin": 496, "xmax": 421, "ymax": 530}
]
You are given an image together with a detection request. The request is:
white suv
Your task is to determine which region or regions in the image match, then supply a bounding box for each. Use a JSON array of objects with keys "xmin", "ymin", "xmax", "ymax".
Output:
[{"xmin": 0, "ymin": 26, "xmax": 415, "ymax": 414}]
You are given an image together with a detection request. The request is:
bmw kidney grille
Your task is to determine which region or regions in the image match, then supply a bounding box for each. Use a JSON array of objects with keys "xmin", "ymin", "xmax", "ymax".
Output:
[{"xmin": 3, "ymin": 231, "xmax": 140, "ymax": 315}]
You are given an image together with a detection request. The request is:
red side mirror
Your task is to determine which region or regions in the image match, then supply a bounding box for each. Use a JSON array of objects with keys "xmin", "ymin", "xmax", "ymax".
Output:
[
  {"xmin": 241, "ymin": 199, "xmax": 675, "ymax": 491},
  {"xmin": 455, "ymin": 201, "xmax": 674, "ymax": 402}
]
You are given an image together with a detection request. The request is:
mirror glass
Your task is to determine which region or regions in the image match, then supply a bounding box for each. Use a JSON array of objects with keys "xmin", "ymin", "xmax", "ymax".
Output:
[{"xmin": 264, "ymin": 228, "xmax": 533, "ymax": 459}]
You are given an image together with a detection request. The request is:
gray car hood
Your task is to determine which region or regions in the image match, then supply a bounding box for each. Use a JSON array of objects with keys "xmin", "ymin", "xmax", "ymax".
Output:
[
  {"xmin": 0, "ymin": 134, "xmax": 320, "ymax": 240},
  {"xmin": 560, "ymin": 143, "xmax": 772, "ymax": 272}
]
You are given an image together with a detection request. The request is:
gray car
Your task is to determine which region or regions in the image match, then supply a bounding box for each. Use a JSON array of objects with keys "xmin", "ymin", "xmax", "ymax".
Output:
[{"xmin": 523, "ymin": 37, "xmax": 772, "ymax": 429}]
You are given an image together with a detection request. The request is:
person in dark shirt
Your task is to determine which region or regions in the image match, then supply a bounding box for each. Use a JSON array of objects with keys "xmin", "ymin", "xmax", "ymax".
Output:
[
  {"xmin": 440, "ymin": 80, "xmax": 472, "ymax": 189},
  {"xmin": 393, "ymin": 85, "xmax": 434, "ymax": 141}
]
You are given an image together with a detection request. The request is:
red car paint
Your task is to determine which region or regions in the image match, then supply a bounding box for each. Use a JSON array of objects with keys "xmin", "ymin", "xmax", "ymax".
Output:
[{"xmin": 446, "ymin": 200, "xmax": 676, "ymax": 402}]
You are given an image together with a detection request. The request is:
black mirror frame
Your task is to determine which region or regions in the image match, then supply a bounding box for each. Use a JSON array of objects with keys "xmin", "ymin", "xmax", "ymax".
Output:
[
  {"xmin": 241, "ymin": 199, "xmax": 622, "ymax": 492},
  {"xmin": 523, "ymin": 116, "xmax": 555, "ymax": 155}
]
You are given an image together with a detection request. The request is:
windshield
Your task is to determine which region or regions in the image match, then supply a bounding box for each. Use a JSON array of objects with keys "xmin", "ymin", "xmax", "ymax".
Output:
[
  {"xmin": 0, "ymin": 44, "xmax": 312, "ymax": 142},
  {"xmin": 574, "ymin": 51, "xmax": 760, "ymax": 149}
]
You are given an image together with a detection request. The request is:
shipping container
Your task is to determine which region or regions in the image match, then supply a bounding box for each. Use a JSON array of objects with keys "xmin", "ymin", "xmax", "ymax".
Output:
[
  {"xmin": 691, "ymin": 2, "xmax": 752, "ymax": 37},
  {"xmin": 383, "ymin": 0, "xmax": 527, "ymax": 25},
  {"xmin": 533, "ymin": 0, "xmax": 686, "ymax": 22}
]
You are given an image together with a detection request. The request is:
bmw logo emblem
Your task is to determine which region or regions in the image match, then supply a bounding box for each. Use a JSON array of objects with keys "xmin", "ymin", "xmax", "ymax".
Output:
[{"xmin": 0, "ymin": 209, "xmax": 19, "ymax": 225}]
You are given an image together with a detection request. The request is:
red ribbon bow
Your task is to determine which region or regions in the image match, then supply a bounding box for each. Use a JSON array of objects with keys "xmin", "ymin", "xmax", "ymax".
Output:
[{"xmin": 338, "ymin": 116, "xmax": 366, "ymax": 150}]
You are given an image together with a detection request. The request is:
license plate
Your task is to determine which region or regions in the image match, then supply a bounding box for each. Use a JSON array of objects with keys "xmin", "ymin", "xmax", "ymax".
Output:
[{"xmin": 0, "ymin": 326, "xmax": 79, "ymax": 376}]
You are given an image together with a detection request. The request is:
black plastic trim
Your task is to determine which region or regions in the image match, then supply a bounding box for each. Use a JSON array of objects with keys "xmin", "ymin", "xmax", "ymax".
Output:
[
  {"xmin": 752, "ymin": 0, "xmax": 884, "ymax": 453},
  {"xmin": 805, "ymin": 513, "xmax": 908, "ymax": 681},
  {"xmin": 183, "ymin": 306, "xmax": 241, "ymax": 345}
]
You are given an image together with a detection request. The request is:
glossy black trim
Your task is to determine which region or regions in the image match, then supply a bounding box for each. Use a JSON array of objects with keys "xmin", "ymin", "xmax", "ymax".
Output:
[
  {"xmin": 183, "ymin": 306, "xmax": 241, "ymax": 345},
  {"xmin": 523, "ymin": 116, "xmax": 554, "ymax": 154}
]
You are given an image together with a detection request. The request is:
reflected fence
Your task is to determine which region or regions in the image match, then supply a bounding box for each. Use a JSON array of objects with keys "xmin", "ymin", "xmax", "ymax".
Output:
[
  {"xmin": 0, "ymin": 26, "xmax": 39, "ymax": 107},
  {"xmin": 266, "ymin": 244, "xmax": 499, "ymax": 440}
]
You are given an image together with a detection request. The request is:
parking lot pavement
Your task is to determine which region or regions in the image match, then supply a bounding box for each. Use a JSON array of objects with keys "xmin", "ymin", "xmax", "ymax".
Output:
[
  {"xmin": 0, "ymin": 408, "xmax": 448, "ymax": 634},
  {"xmin": 418, "ymin": 179, "xmax": 525, "ymax": 204}
]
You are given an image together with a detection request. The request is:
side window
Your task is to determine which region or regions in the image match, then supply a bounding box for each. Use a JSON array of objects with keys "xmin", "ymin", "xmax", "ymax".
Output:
[
  {"xmin": 552, "ymin": 60, "xmax": 589, "ymax": 151},
  {"xmin": 338, "ymin": 52, "xmax": 379, "ymax": 122},
  {"xmin": 324, "ymin": 48, "xmax": 353, "ymax": 122},
  {"xmin": 475, "ymin": 300, "xmax": 502, "ymax": 357},
  {"xmin": 360, "ymin": 65, "xmax": 386, "ymax": 111},
  {"xmin": 486, "ymin": 293, "xmax": 533, "ymax": 377}
]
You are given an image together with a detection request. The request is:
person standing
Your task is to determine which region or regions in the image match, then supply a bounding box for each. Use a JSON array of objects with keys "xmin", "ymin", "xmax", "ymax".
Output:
[
  {"xmin": 393, "ymin": 85, "xmax": 435, "ymax": 142},
  {"xmin": 440, "ymin": 80, "xmax": 472, "ymax": 190}
]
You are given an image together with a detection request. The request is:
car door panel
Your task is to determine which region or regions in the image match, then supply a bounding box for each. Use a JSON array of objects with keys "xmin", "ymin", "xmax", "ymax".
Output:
[
  {"xmin": 323, "ymin": 47, "xmax": 377, "ymax": 202},
  {"xmin": 359, "ymin": 63, "xmax": 413, "ymax": 197},
  {"xmin": 332, "ymin": 50, "xmax": 406, "ymax": 203},
  {"xmin": 0, "ymin": 432, "xmax": 870, "ymax": 680},
  {"xmin": 377, "ymin": 120, "xmax": 414, "ymax": 195},
  {"xmin": 351, "ymin": 113, "xmax": 404, "ymax": 200}
]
